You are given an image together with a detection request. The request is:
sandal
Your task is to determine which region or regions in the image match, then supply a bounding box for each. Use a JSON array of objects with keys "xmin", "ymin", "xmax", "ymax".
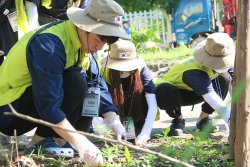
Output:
[
  {"xmin": 0, "ymin": 135, "xmax": 29, "ymax": 150},
  {"xmin": 23, "ymin": 137, "xmax": 74, "ymax": 158}
]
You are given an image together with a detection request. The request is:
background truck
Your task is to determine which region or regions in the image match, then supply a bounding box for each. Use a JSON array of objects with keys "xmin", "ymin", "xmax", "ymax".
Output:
[{"xmin": 169, "ymin": 0, "xmax": 237, "ymax": 48}]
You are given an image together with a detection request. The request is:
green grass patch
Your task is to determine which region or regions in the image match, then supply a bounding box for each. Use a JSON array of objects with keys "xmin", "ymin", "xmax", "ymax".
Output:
[{"xmin": 138, "ymin": 45, "xmax": 194, "ymax": 64}]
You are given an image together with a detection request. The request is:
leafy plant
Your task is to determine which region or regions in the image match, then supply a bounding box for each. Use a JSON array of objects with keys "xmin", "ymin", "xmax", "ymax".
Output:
[{"xmin": 131, "ymin": 24, "xmax": 162, "ymax": 51}]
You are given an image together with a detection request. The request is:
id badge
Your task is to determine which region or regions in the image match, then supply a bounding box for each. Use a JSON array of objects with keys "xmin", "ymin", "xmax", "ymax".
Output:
[
  {"xmin": 123, "ymin": 117, "xmax": 136, "ymax": 140},
  {"xmin": 7, "ymin": 11, "xmax": 18, "ymax": 32},
  {"xmin": 82, "ymin": 87, "xmax": 100, "ymax": 117}
]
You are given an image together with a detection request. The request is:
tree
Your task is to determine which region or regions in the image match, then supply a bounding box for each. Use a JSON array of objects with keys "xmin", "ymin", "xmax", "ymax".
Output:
[
  {"xmin": 115, "ymin": 0, "xmax": 180, "ymax": 14},
  {"xmin": 229, "ymin": 0, "xmax": 250, "ymax": 166}
]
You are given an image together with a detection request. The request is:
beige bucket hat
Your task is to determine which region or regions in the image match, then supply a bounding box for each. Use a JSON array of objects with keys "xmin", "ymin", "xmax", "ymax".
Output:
[
  {"xmin": 67, "ymin": 0, "xmax": 131, "ymax": 40},
  {"xmin": 193, "ymin": 33, "xmax": 235, "ymax": 70},
  {"xmin": 101, "ymin": 40, "xmax": 146, "ymax": 71}
]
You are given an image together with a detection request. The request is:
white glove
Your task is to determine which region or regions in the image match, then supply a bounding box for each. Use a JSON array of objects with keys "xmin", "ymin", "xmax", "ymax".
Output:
[
  {"xmin": 203, "ymin": 92, "xmax": 230, "ymax": 133},
  {"xmin": 103, "ymin": 115, "xmax": 125, "ymax": 141},
  {"xmin": 92, "ymin": 117, "xmax": 108, "ymax": 134},
  {"xmin": 135, "ymin": 94, "xmax": 157, "ymax": 147},
  {"xmin": 69, "ymin": 135, "xmax": 103, "ymax": 166}
]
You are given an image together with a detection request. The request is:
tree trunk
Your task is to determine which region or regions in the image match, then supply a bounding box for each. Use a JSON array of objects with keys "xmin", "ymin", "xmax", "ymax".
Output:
[{"xmin": 233, "ymin": 0, "xmax": 250, "ymax": 166}]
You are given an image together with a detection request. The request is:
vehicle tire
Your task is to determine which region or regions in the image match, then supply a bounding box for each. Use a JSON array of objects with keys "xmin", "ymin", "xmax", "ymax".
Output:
[{"xmin": 190, "ymin": 37, "xmax": 207, "ymax": 48}]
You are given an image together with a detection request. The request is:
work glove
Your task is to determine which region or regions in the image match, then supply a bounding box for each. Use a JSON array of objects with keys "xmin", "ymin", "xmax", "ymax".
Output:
[
  {"xmin": 92, "ymin": 117, "xmax": 108, "ymax": 134},
  {"xmin": 135, "ymin": 133, "xmax": 150, "ymax": 147},
  {"xmin": 135, "ymin": 94, "xmax": 157, "ymax": 147},
  {"xmin": 103, "ymin": 115, "xmax": 125, "ymax": 141},
  {"xmin": 69, "ymin": 135, "xmax": 103, "ymax": 166}
]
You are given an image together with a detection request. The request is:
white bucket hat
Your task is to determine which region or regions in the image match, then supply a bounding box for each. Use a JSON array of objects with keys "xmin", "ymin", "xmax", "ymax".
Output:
[
  {"xmin": 193, "ymin": 33, "xmax": 235, "ymax": 70},
  {"xmin": 67, "ymin": 0, "xmax": 131, "ymax": 40},
  {"xmin": 101, "ymin": 40, "xmax": 146, "ymax": 71}
]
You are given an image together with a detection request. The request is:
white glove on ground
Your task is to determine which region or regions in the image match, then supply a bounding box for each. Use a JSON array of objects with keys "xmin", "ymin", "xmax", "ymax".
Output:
[
  {"xmin": 103, "ymin": 115, "xmax": 125, "ymax": 141},
  {"xmin": 69, "ymin": 135, "xmax": 103, "ymax": 166},
  {"xmin": 135, "ymin": 94, "xmax": 158, "ymax": 147}
]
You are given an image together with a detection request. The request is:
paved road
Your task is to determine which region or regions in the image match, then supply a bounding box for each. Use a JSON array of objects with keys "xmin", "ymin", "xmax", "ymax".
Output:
[{"xmin": 151, "ymin": 94, "xmax": 231, "ymax": 137}]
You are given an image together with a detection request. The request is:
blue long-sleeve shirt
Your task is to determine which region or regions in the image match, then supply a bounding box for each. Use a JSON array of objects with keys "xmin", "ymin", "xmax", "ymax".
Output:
[{"xmin": 0, "ymin": 33, "xmax": 118, "ymax": 130}]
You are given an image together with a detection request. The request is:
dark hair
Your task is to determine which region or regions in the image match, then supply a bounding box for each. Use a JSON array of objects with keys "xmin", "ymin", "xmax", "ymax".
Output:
[
  {"xmin": 123, "ymin": 21, "xmax": 128, "ymax": 24},
  {"xmin": 109, "ymin": 69, "xmax": 143, "ymax": 123},
  {"xmin": 98, "ymin": 35, "xmax": 119, "ymax": 45}
]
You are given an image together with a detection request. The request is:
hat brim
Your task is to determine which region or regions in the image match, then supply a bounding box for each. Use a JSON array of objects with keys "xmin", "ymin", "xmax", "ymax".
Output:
[
  {"xmin": 193, "ymin": 40, "xmax": 235, "ymax": 70},
  {"xmin": 101, "ymin": 55, "xmax": 146, "ymax": 71},
  {"xmin": 67, "ymin": 7, "xmax": 132, "ymax": 40}
]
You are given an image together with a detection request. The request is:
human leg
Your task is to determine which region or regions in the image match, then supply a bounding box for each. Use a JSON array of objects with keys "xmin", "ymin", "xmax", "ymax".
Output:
[
  {"xmin": 35, "ymin": 69, "xmax": 90, "ymax": 145},
  {"xmin": 156, "ymin": 83, "xmax": 185, "ymax": 136}
]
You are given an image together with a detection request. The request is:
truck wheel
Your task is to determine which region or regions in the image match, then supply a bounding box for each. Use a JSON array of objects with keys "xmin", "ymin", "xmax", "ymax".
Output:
[{"xmin": 190, "ymin": 37, "xmax": 207, "ymax": 48}]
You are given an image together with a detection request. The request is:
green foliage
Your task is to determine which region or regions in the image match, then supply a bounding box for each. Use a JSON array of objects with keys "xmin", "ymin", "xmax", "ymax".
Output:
[
  {"xmin": 157, "ymin": 134, "xmax": 234, "ymax": 167},
  {"xmin": 131, "ymin": 25, "xmax": 162, "ymax": 51},
  {"xmin": 124, "ymin": 146, "xmax": 132, "ymax": 163}
]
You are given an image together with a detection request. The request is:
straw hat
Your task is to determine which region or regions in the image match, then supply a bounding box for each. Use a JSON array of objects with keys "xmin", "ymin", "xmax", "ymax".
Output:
[
  {"xmin": 101, "ymin": 40, "xmax": 146, "ymax": 71},
  {"xmin": 193, "ymin": 33, "xmax": 235, "ymax": 70},
  {"xmin": 67, "ymin": 0, "xmax": 131, "ymax": 40}
]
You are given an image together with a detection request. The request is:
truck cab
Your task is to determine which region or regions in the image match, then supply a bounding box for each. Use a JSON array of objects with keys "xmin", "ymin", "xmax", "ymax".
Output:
[{"xmin": 170, "ymin": 0, "xmax": 215, "ymax": 47}]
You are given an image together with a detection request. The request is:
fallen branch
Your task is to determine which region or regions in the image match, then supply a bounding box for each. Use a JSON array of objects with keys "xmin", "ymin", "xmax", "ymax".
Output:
[{"xmin": 5, "ymin": 104, "xmax": 194, "ymax": 167}]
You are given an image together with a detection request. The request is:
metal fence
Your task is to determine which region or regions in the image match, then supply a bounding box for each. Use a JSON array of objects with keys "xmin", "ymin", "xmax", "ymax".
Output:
[{"xmin": 123, "ymin": 10, "xmax": 167, "ymax": 45}]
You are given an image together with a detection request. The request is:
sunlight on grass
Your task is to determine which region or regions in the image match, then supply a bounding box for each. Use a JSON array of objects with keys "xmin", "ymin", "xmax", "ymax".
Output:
[{"xmin": 138, "ymin": 46, "xmax": 194, "ymax": 63}]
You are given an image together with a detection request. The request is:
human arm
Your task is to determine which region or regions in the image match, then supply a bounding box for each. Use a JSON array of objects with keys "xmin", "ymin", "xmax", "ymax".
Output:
[
  {"xmin": 88, "ymin": 57, "xmax": 125, "ymax": 141},
  {"xmin": 135, "ymin": 66, "xmax": 158, "ymax": 146},
  {"xmin": 25, "ymin": 0, "xmax": 39, "ymax": 31},
  {"xmin": 135, "ymin": 93, "xmax": 157, "ymax": 146},
  {"xmin": 183, "ymin": 70, "xmax": 230, "ymax": 126},
  {"xmin": 53, "ymin": 118, "xmax": 103, "ymax": 166},
  {"xmin": 202, "ymin": 92, "xmax": 230, "ymax": 126}
]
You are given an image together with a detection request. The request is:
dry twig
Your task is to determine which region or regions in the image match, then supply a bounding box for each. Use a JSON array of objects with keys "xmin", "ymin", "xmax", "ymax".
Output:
[{"xmin": 5, "ymin": 104, "xmax": 194, "ymax": 167}]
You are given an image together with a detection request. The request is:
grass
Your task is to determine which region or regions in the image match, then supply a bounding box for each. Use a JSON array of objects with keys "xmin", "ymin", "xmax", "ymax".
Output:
[
  {"xmin": 137, "ymin": 44, "xmax": 194, "ymax": 64},
  {"xmin": 0, "ymin": 127, "xmax": 234, "ymax": 167}
]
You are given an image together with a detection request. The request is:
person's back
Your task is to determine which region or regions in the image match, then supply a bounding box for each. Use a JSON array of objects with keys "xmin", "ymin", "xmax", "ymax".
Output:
[
  {"xmin": 38, "ymin": 0, "xmax": 90, "ymax": 25},
  {"xmin": 0, "ymin": 0, "xmax": 39, "ymax": 65}
]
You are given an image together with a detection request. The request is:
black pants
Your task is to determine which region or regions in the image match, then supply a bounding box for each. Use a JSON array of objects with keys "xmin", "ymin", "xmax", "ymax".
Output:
[
  {"xmin": 2, "ymin": 70, "xmax": 92, "ymax": 138},
  {"xmin": 156, "ymin": 72, "xmax": 231, "ymax": 119}
]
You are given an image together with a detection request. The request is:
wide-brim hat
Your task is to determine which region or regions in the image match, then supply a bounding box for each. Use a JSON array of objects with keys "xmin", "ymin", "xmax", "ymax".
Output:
[
  {"xmin": 67, "ymin": 0, "xmax": 131, "ymax": 40},
  {"xmin": 193, "ymin": 33, "xmax": 235, "ymax": 70},
  {"xmin": 101, "ymin": 40, "xmax": 146, "ymax": 71}
]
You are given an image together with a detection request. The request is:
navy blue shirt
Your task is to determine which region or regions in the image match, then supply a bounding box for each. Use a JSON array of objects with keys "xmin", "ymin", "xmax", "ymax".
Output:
[
  {"xmin": 182, "ymin": 69, "xmax": 214, "ymax": 96},
  {"xmin": 0, "ymin": 33, "xmax": 118, "ymax": 130}
]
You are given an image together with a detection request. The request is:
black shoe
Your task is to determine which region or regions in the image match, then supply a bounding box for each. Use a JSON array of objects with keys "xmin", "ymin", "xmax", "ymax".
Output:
[
  {"xmin": 196, "ymin": 117, "xmax": 219, "ymax": 133},
  {"xmin": 168, "ymin": 119, "xmax": 185, "ymax": 136}
]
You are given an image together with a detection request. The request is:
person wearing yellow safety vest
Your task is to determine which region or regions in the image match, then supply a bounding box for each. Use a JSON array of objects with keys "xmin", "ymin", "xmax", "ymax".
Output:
[
  {"xmin": 96, "ymin": 40, "xmax": 158, "ymax": 147},
  {"xmin": 0, "ymin": 0, "xmax": 130, "ymax": 165},
  {"xmin": 155, "ymin": 33, "xmax": 234, "ymax": 137},
  {"xmin": 0, "ymin": 0, "xmax": 39, "ymax": 65}
]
